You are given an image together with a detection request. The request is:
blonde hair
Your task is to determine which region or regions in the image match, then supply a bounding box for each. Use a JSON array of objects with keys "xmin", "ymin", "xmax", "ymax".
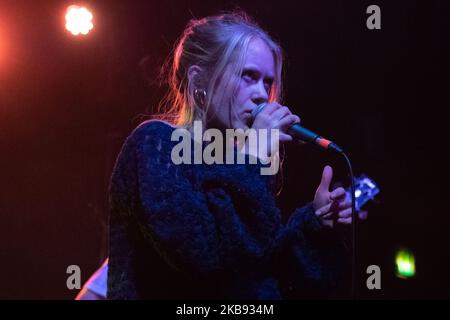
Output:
[{"xmin": 156, "ymin": 11, "xmax": 285, "ymax": 129}]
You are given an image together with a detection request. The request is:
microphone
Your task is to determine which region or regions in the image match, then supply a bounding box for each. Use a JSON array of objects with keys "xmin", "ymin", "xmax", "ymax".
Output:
[{"xmin": 251, "ymin": 103, "xmax": 344, "ymax": 153}]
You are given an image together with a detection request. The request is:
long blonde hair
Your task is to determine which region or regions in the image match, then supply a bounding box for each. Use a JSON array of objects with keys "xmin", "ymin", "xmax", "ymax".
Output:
[{"xmin": 156, "ymin": 11, "xmax": 285, "ymax": 129}]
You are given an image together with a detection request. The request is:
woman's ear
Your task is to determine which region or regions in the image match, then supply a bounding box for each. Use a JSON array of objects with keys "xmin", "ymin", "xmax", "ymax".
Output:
[{"xmin": 187, "ymin": 65, "xmax": 203, "ymax": 85}]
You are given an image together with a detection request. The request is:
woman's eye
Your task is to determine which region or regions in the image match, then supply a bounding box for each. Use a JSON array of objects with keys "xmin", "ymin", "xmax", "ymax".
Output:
[
  {"xmin": 264, "ymin": 80, "xmax": 273, "ymax": 91},
  {"xmin": 242, "ymin": 70, "xmax": 258, "ymax": 81}
]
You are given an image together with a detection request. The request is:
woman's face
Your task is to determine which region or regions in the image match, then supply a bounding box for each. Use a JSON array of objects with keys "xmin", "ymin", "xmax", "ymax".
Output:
[{"xmin": 208, "ymin": 38, "xmax": 276, "ymax": 131}]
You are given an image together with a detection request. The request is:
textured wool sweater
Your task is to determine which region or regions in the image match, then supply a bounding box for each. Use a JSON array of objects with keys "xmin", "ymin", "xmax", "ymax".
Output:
[{"xmin": 107, "ymin": 120, "xmax": 347, "ymax": 299}]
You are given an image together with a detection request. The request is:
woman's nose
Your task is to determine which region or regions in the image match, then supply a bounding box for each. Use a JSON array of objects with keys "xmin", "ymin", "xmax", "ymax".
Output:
[{"xmin": 251, "ymin": 81, "xmax": 269, "ymax": 105}]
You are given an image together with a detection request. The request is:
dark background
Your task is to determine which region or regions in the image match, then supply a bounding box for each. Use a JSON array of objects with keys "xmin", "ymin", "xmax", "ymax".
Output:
[{"xmin": 0, "ymin": 0, "xmax": 448, "ymax": 299}]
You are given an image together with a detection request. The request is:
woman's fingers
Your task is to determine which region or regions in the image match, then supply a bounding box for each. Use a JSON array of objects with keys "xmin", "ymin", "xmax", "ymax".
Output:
[
  {"xmin": 279, "ymin": 133, "xmax": 293, "ymax": 142},
  {"xmin": 266, "ymin": 105, "xmax": 300, "ymax": 129},
  {"xmin": 278, "ymin": 115, "xmax": 300, "ymax": 132},
  {"xmin": 315, "ymin": 202, "xmax": 333, "ymax": 217},
  {"xmin": 270, "ymin": 105, "xmax": 290, "ymax": 119},
  {"xmin": 318, "ymin": 200, "xmax": 365, "ymax": 225},
  {"xmin": 330, "ymin": 187, "xmax": 346, "ymax": 201},
  {"xmin": 259, "ymin": 102, "xmax": 282, "ymax": 116},
  {"xmin": 316, "ymin": 197, "xmax": 345, "ymax": 217},
  {"xmin": 338, "ymin": 207, "xmax": 352, "ymax": 218},
  {"xmin": 337, "ymin": 217, "xmax": 352, "ymax": 224},
  {"xmin": 339, "ymin": 208, "xmax": 369, "ymax": 220},
  {"xmin": 338, "ymin": 199, "xmax": 351, "ymax": 210},
  {"xmin": 253, "ymin": 103, "xmax": 302, "ymax": 143}
]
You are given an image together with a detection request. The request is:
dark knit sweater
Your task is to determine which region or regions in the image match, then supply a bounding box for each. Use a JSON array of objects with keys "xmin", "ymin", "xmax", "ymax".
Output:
[{"xmin": 107, "ymin": 120, "xmax": 347, "ymax": 299}]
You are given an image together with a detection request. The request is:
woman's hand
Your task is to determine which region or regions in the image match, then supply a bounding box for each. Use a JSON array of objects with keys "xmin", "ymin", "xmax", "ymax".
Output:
[
  {"xmin": 247, "ymin": 102, "xmax": 300, "ymax": 159},
  {"xmin": 251, "ymin": 102, "xmax": 300, "ymax": 143},
  {"xmin": 313, "ymin": 165, "xmax": 352, "ymax": 228}
]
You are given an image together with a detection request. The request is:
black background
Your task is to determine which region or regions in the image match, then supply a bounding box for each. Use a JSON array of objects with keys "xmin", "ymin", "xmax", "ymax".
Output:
[{"xmin": 0, "ymin": 0, "xmax": 448, "ymax": 299}]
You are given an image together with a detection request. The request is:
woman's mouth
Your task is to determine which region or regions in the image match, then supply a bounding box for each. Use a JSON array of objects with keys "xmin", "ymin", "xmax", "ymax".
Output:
[{"xmin": 242, "ymin": 112, "xmax": 253, "ymax": 124}]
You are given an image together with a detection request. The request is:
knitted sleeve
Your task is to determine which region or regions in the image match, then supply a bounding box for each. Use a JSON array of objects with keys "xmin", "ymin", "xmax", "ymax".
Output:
[{"xmin": 276, "ymin": 204, "xmax": 350, "ymax": 297}]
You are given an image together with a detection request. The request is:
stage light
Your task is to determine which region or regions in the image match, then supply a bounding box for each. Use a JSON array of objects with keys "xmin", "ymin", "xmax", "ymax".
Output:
[
  {"xmin": 0, "ymin": 28, "xmax": 8, "ymax": 72},
  {"xmin": 65, "ymin": 5, "xmax": 93, "ymax": 36},
  {"xmin": 395, "ymin": 248, "xmax": 416, "ymax": 279}
]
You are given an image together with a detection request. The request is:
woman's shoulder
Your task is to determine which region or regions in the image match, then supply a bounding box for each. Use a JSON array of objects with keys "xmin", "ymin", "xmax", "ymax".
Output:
[
  {"xmin": 127, "ymin": 119, "xmax": 183, "ymax": 147},
  {"xmin": 132, "ymin": 119, "xmax": 177, "ymax": 137}
]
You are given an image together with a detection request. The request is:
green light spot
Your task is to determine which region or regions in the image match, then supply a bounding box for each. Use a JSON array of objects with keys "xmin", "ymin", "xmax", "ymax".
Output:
[{"xmin": 395, "ymin": 249, "xmax": 415, "ymax": 278}]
